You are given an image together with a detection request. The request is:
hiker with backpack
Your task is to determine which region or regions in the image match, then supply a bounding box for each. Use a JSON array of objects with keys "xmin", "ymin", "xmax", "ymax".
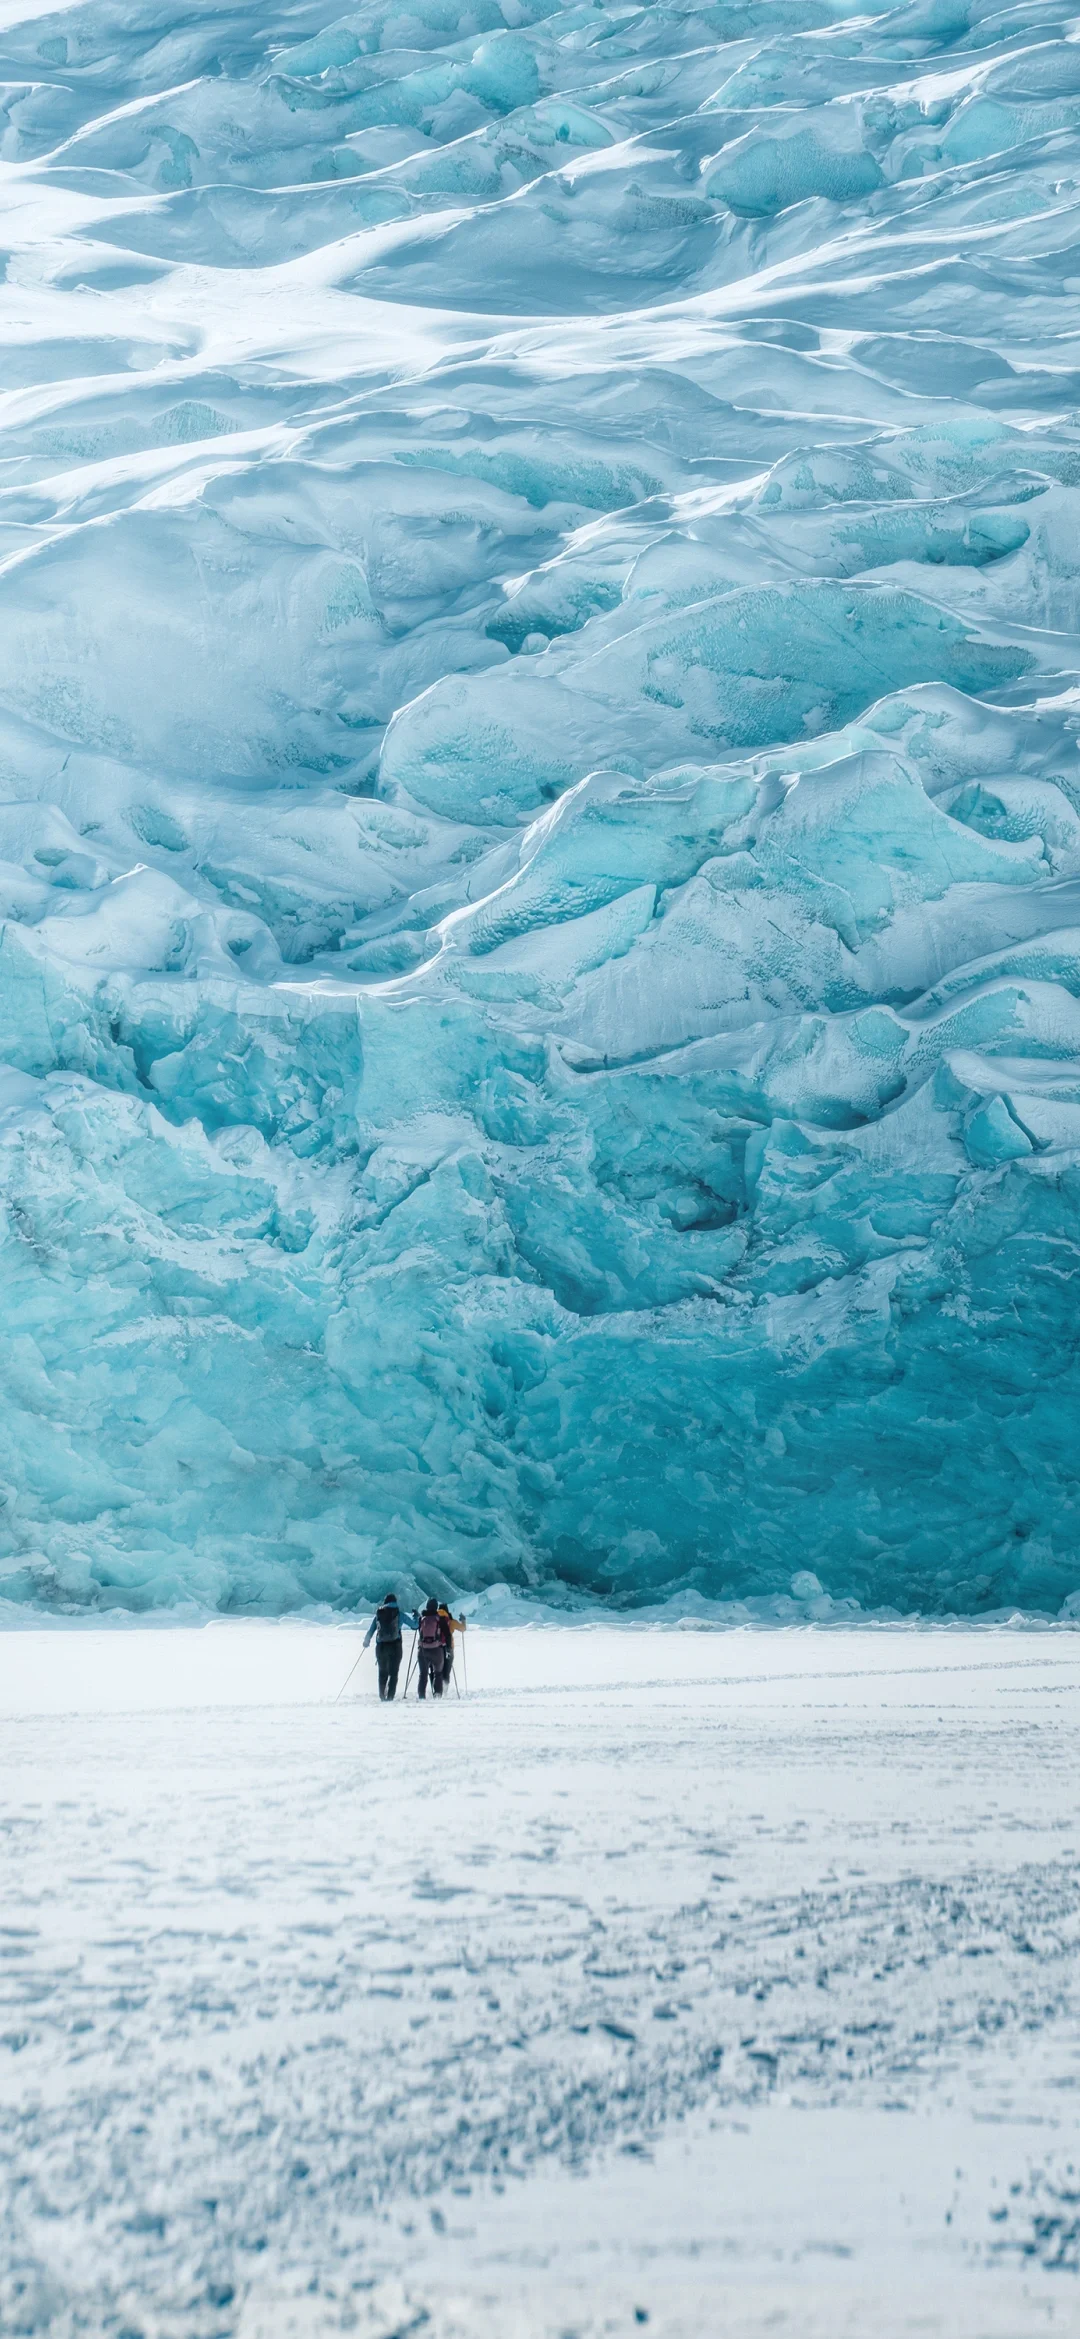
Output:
[
  {"xmin": 416, "ymin": 1598, "xmax": 449, "ymax": 1698},
  {"xmin": 362, "ymin": 1593, "xmax": 419, "ymax": 1701},
  {"xmin": 438, "ymin": 1602, "xmax": 466, "ymax": 1693}
]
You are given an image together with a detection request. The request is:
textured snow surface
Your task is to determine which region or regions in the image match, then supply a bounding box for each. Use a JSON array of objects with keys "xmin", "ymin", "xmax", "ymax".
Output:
[
  {"xmin": 3, "ymin": 1624, "xmax": 1080, "ymax": 2336},
  {"xmin": 3, "ymin": 0, "xmax": 1080, "ymax": 1610}
]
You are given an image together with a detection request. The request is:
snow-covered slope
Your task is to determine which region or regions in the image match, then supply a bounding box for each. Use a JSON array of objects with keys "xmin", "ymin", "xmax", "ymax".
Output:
[{"xmin": 2, "ymin": 0, "xmax": 1080, "ymax": 1613}]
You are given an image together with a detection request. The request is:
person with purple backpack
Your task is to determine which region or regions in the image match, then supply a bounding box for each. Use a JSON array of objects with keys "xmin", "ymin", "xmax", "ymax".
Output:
[{"xmin": 416, "ymin": 1598, "xmax": 449, "ymax": 1698}]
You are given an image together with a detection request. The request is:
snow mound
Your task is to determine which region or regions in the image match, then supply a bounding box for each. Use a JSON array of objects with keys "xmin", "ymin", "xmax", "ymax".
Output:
[{"xmin": 1, "ymin": 0, "xmax": 1080, "ymax": 1613}]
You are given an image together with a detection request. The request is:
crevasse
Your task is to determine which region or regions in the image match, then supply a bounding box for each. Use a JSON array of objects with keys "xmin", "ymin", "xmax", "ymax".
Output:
[{"xmin": 1, "ymin": 0, "xmax": 1079, "ymax": 1615}]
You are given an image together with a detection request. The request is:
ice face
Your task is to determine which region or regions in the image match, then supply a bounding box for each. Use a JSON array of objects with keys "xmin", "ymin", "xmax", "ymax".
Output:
[{"xmin": 1, "ymin": 0, "xmax": 1080, "ymax": 1617}]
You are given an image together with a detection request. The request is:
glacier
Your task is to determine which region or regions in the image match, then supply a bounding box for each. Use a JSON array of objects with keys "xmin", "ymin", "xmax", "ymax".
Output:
[{"xmin": 1, "ymin": 0, "xmax": 1080, "ymax": 1615}]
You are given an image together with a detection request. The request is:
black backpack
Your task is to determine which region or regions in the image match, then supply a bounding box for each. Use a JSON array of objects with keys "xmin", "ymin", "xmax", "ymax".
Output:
[
  {"xmin": 419, "ymin": 1611, "xmax": 443, "ymax": 1652},
  {"xmin": 376, "ymin": 1602, "xmax": 401, "ymax": 1643}
]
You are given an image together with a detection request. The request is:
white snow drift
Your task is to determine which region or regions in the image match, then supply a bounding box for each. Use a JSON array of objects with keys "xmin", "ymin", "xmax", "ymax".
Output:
[{"xmin": 2, "ymin": 1623, "xmax": 1079, "ymax": 2337}]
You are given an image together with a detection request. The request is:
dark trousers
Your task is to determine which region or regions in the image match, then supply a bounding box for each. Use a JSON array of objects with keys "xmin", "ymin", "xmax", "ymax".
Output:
[
  {"xmin": 418, "ymin": 1648, "xmax": 444, "ymax": 1698},
  {"xmin": 377, "ymin": 1640, "xmax": 402, "ymax": 1700}
]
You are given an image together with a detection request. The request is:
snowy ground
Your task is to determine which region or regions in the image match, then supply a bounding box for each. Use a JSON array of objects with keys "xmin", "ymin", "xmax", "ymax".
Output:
[{"xmin": 3, "ymin": 1623, "xmax": 1080, "ymax": 2338}]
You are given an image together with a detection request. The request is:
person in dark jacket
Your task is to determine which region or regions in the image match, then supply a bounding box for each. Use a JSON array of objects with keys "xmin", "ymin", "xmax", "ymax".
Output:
[
  {"xmin": 362, "ymin": 1593, "xmax": 419, "ymax": 1700},
  {"xmin": 416, "ymin": 1598, "xmax": 448, "ymax": 1699},
  {"xmin": 438, "ymin": 1603, "xmax": 466, "ymax": 1691}
]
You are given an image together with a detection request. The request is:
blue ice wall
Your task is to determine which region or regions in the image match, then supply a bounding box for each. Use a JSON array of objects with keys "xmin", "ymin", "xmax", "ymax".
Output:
[{"xmin": 1, "ymin": 0, "xmax": 1080, "ymax": 1614}]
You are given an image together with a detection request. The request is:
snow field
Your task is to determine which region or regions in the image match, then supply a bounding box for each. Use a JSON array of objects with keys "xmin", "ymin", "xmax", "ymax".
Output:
[{"xmin": 2, "ymin": 1624, "xmax": 1080, "ymax": 2335}]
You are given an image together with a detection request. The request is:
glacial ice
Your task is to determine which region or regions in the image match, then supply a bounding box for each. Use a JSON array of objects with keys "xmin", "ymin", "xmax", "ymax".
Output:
[{"xmin": 2, "ymin": 0, "xmax": 1080, "ymax": 1615}]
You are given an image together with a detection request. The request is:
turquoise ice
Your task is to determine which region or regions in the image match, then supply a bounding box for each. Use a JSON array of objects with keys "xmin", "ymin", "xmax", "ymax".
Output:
[{"xmin": 0, "ymin": 0, "xmax": 1079, "ymax": 1614}]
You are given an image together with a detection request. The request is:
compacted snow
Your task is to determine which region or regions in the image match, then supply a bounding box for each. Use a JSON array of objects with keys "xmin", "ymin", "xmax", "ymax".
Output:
[
  {"xmin": 3, "ymin": 1623, "xmax": 1080, "ymax": 2336},
  {"xmin": 3, "ymin": 0, "xmax": 1080, "ymax": 1614}
]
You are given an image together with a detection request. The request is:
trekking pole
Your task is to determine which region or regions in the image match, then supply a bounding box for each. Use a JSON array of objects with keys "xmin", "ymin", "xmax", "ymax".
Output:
[
  {"xmin": 403, "ymin": 1630, "xmax": 418, "ymax": 1698},
  {"xmin": 334, "ymin": 1642, "xmax": 365, "ymax": 1704},
  {"xmin": 462, "ymin": 1639, "xmax": 468, "ymax": 1698}
]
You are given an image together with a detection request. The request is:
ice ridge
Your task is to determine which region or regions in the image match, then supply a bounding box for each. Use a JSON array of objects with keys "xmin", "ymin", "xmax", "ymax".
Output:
[{"xmin": 1, "ymin": 0, "xmax": 1080, "ymax": 1614}]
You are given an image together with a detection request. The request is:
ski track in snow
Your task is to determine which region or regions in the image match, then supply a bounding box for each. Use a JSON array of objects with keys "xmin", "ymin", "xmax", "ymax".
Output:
[
  {"xmin": 3, "ymin": 1626, "xmax": 1080, "ymax": 2334},
  {"xmin": 5, "ymin": 0, "xmax": 1080, "ymax": 1612}
]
